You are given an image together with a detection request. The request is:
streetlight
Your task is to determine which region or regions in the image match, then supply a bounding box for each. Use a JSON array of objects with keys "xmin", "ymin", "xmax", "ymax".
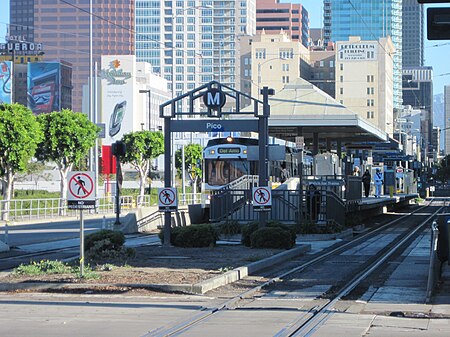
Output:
[
  {"xmin": 257, "ymin": 57, "xmax": 287, "ymax": 99},
  {"xmin": 139, "ymin": 89, "xmax": 151, "ymax": 130}
]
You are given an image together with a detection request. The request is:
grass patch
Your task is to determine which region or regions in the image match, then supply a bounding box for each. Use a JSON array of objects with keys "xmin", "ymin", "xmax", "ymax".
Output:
[{"xmin": 13, "ymin": 259, "xmax": 99, "ymax": 279}]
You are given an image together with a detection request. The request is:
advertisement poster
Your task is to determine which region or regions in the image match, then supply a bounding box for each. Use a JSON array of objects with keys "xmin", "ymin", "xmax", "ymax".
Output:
[
  {"xmin": 100, "ymin": 55, "xmax": 135, "ymax": 145},
  {"xmin": 27, "ymin": 62, "xmax": 61, "ymax": 114},
  {"xmin": 0, "ymin": 61, "xmax": 12, "ymax": 104}
]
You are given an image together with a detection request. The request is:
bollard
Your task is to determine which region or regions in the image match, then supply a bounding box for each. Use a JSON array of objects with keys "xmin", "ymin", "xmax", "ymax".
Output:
[
  {"xmin": 389, "ymin": 186, "xmax": 394, "ymax": 198},
  {"xmin": 426, "ymin": 187, "xmax": 430, "ymax": 198},
  {"xmin": 102, "ymin": 215, "xmax": 106, "ymax": 230},
  {"xmin": 4, "ymin": 223, "xmax": 8, "ymax": 245}
]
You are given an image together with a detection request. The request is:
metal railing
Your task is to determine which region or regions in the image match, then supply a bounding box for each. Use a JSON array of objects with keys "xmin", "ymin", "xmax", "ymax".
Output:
[
  {"xmin": 426, "ymin": 220, "xmax": 441, "ymax": 303},
  {"xmin": 1, "ymin": 193, "xmax": 202, "ymax": 222}
]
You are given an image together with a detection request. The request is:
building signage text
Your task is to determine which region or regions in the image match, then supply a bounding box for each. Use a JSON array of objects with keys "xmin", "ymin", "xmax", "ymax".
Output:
[
  {"xmin": 0, "ymin": 41, "xmax": 44, "ymax": 55},
  {"xmin": 100, "ymin": 59, "xmax": 132, "ymax": 85},
  {"xmin": 338, "ymin": 43, "xmax": 377, "ymax": 61}
]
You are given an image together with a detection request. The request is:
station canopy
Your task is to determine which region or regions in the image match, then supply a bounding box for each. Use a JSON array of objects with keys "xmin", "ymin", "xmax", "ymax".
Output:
[{"xmin": 247, "ymin": 78, "xmax": 388, "ymax": 145}]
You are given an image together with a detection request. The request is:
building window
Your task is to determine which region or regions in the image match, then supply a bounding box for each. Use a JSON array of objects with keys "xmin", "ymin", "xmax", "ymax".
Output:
[
  {"xmin": 367, "ymin": 111, "xmax": 371, "ymax": 119},
  {"xmin": 340, "ymin": 100, "xmax": 344, "ymax": 104},
  {"xmin": 340, "ymin": 87, "xmax": 343, "ymax": 95},
  {"xmin": 371, "ymin": 99, "xmax": 374, "ymax": 106},
  {"xmin": 282, "ymin": 63, "xmax": 289, "ymax": 71},
  {"xmin": 256, "ymin": 48, "xmax": 266, "ymax": 59},
  {"xmin": 367, "ymin": 88, "xmax": 370, "ymax": 95},
  {"xmin": 340, "ymin": 75, "xmax": 343, "ymax": 83},
  {"xmin": 319, "ymin": 61, "xmax": 324, "ymax": 67},
  {"xmin": 340, "ymin": 63, "xmax": 343, "ymax": 71},
  {"xmin": 330, "ymin": 61, "xmax": 334, "ymax": 68},
  {"xmin": 371, "ymin": 87, "xmax": 374, "ymax": 94},
  {"xmin": 367, "ymin": 99, "xmax": 371, "ymax": 107},
  {"xmin": 279, "ymin": 48, "xmax": 294, "ymax": 59}
]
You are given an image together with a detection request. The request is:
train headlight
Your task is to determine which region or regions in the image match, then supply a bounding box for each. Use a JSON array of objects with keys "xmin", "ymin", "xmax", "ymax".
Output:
[{"xmin": 226, "ymin": 136, "xmax": 233, "ymax": 143}]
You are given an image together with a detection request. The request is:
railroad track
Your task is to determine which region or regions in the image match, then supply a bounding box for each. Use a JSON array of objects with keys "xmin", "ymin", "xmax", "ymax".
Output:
[{"xmin": 145, "ymin": 200, "xmax": 444, "ymax": 337}]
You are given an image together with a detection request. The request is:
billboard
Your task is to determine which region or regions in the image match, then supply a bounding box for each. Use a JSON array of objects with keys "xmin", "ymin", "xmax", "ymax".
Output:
[
  {"xmin": 338, "ymin": 42, "xmax": 378, "ymax": 61},
  {"xmin": 27, "ymin": 62, "xmax": 61, "ymax": 114},
  {"xmin": 100, "ymin": 55, "xmax": 135, "ymax": 145},
  {"xmin": 0, "ymin": 61, "xmax": 12, "ymax": 104}
]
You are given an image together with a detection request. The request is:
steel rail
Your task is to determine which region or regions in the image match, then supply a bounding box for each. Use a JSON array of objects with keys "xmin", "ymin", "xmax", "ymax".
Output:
[
  {"xmin": 145, "ymin": 201, "xmax": 438, "ymax": 337},
  {"xmin": 284, "ymin": 203, "xmax": 444, "ymax": 337}
]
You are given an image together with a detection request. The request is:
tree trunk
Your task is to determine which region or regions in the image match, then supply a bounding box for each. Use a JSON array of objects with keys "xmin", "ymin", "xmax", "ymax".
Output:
[
  {"xmin": 137, "ymin": 166, "xmax": 148, "ymax": 206},
  {"xmin": 59, "ymin": 166, "xmax": 70, "ymax": 216},
  {"xmin": 2, "ymin": 171, "xmax": 14, "ymax": 221}
]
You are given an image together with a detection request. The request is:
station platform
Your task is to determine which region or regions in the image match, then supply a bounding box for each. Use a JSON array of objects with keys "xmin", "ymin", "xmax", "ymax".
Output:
[{"xmin": 353, "ymin": 193, "xmax": 419, "ymax": 210}]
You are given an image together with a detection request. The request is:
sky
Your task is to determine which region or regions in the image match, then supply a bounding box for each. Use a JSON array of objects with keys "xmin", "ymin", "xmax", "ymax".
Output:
[{"xmin": 0, "ymin": 1, "xmax": 449, "ymax": 95}]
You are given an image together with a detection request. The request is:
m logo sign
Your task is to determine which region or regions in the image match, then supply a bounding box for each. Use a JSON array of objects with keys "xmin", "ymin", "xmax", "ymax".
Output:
[{"xmin": 203, "ymin": 88, "xmax": 226, "ymax": 111}]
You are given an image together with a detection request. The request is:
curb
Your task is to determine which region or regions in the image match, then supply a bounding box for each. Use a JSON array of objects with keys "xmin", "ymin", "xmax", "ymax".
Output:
[{"xmin": 0, "ymin": 244, "xmax": 311, "ymax": 295}]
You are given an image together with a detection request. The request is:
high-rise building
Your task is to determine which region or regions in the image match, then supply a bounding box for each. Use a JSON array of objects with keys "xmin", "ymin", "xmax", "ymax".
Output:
[
  {"xmin": 136, "ymin": 0, "xmax": 256, "ymax": 102},
  {"xmin": 10, "ymin": 0, "xmax": 135, "ymax": 113},
  {"xmin": 323, "ymin": 0, "xmax": 402, "ymax": 111},
  {"xmin": 335, "ymin": 36, "xmax": 395, "ymax": 135},
  {"xmin": 444, "ymin": 86, "xmax": 450, "ymax": 155},
  {"xmin": 255, "ymin": 0, "xmax": 310, "ymax": 47},
  {"xmin": 402, "ymin": 0, "xmax": 423, "ymax": 67},
  {"xmin": 402, "ymin": 66, "xmax": 433, "ymax": 158}
]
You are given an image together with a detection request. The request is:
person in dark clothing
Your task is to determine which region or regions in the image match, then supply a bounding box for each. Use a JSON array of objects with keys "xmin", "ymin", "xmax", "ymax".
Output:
[
  {"xmin": 362, "ymin": 169, "xmax": 371, "ymax": 197},
  {"xmin": 306, "ymin": 184, "xmax": 321, "ymax": 221}
]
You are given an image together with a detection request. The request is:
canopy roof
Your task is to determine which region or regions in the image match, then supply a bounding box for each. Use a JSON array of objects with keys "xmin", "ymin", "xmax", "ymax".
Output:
[{"xmin": 253, "ymin": 78, "xmax": 388, "ymax": 144}]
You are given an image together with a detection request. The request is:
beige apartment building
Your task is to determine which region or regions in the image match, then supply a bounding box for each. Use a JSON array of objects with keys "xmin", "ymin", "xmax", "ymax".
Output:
[
  {"xmin": 335, "ymin": 36, "xmax": 395, "ymax": 135},
  {"xmin": 244, "ymin": 31, "xmax": 310, "ymax": 100}
]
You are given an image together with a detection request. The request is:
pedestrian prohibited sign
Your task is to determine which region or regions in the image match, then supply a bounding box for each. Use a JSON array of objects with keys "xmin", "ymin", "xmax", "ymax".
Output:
[
  {"xmin": 158, "ymin": 188, "xmax": 178, "ymax": 212},
  {"xmin": 67, "ymin": 171, "xmax": 96, "ymax": 209},
  {"xmin": 252, "ymin": 186, "xmax": 272, "ymax": 211}
]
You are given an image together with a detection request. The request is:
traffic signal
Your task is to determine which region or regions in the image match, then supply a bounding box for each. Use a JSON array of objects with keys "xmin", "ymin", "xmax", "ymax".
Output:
[{"xmin": 427, "ymin": 8, "xmax": 450, "ymax": 40}]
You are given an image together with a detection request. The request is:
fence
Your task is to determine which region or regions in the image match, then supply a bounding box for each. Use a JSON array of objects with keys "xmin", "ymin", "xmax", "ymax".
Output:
[{"xmin": 1, "ymin": 193, "xmax": 202, "ymax": 222}]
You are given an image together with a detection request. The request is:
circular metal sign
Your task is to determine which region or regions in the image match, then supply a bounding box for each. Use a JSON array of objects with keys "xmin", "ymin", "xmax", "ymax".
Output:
[{"xmin": 203, "ymin": 88, "xmax": 226, "ymax": 110}]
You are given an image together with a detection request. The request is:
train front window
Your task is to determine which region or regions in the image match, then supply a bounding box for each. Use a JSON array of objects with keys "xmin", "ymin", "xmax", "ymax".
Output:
[{"xmin": 205, "ymin": 159, "xmax": 250, "ymax": 186}]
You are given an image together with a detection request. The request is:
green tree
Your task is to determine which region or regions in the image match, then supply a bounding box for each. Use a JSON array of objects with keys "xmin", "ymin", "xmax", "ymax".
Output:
[
  {"xmin": 120, "ymin": 131, "xmax": 164, "ymax": 202},
  {"xmin": 35, "ymin": 110, "xmax": 100, "ymax": 207},
  {"xmin": 435, "ymin": 155, "xmax": 450, "ymax": 182},
  {"xmin": 0, "ymin": 103, "xmax": 43, "ymax": 220},
  {"xmin": 175, "ymin": 144, "xmax": 203, "ymax": 194}
]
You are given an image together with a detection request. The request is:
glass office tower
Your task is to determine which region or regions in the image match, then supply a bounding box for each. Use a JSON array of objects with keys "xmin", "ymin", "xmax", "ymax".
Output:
[
  {"xmin": 324, "ymin": 0, "xmax": 402, "ymax": 110},
  {"xmin": 136, "ymin": 0, "xmax": 256, "ymax": 100}
]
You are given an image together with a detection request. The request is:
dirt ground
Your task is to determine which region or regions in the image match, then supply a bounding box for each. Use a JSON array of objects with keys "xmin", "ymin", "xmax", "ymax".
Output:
[{"xmin": 3, "ymin": 244, "xmax": 284, "ymax": 293}]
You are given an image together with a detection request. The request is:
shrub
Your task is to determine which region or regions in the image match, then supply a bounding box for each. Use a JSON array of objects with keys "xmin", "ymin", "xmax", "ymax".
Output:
[
  {"xmin": 159, "ymin": 224, "xmax": 219, "ymax": 248},
  {"xmin": 241, "ymin": 221, "xmax": 296, "ymax": 247},
  {"xmin": 84, "ymin": 230, "xmax": 134, "ymax": 263},
  {"xmin": 218, "ymin": 221, "xmax": 242, "ymax": 236},
  {"xmin": 85, "ymin": 230, "xmax": 125, "ymax": 251},
  {"xmin": 250, "ymin": 227, "xmax": 295, "ymax": 249}
]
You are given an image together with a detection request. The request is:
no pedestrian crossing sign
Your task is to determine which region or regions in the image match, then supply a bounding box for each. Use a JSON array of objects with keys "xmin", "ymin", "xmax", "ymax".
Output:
[
  {"xmin": 67, "ymin": 171, "xmax": 96, "ymax": 209},
  {"xmin": 252, "ymin": 186, "xmax": 272, "ymax": 212},
  {"xmin": 158, "ymin": 188, "xmax": 178, "ymax": 212}
]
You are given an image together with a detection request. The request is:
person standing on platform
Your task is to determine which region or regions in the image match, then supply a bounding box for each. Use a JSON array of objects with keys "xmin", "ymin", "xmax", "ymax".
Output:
[
  {"xmin": 374, "ymin": 168, "xmax": 383, "ymax": 198},
  {"xmin": 352, "ymin": 166, "xmax": 360, "ymax": 176},
  {"xmin": 362, "ymin": 169, "xmax": 371, "ymax": 197}
]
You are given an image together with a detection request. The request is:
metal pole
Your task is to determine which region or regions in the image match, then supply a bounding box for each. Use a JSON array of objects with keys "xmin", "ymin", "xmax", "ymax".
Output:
[
  {"xmin": 258, "ymin": 87, "xmax": 270, "ymax": 228},
  {"xmin": 164, "ymin": 117, "xmax": 172, "ymax": 246},
  {"xmin": 182, "ymin": 144, "xmax": 186, "ymax": 204},
  {"xmin": 172, "ymin": 13, "xmax": 175, "ymax": 99},
  {"xmin": 79, "ymin": 209, "xmax": 84, "ymax": 277},
  {"xmin": 89, "ymin": 0, "xmax": 94, "ymax": 172},
  {"xmin": 114, "ymin": 156, "xmax": 120, "ymax": 225},
  {"xmin": 94, "ymin": 62, "xmax": 99, "ymax": 211},
  {"xmin": 148, "ymin": 90, "xmax": 151, "ymax": 130}
]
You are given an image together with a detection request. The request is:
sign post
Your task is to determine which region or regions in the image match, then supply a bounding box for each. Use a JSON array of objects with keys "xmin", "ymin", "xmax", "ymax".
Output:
[{"xmin": 67, "ymin": 171, "xmax": 96, "ymax": 277}]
